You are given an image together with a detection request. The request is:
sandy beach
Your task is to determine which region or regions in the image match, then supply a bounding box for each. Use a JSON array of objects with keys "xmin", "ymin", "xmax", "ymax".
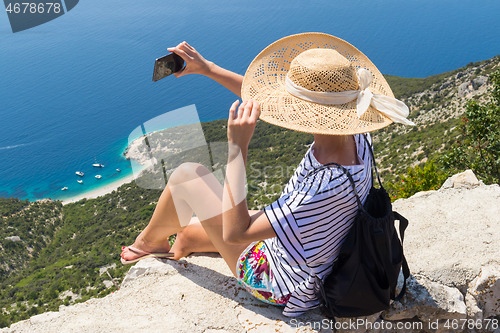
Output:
[
  {"xmin": 60, "ymin": 133, "xmax": 156, "ymax": 205},
  {"xmin": 61, "ymin": 173, "xmax": 137, "ymax": 205}
]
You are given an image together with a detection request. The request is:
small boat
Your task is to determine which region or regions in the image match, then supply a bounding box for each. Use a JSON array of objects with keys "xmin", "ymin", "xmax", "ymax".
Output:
[
  {"xmin": 61, "ymin": 187, "xmax": 68, "ymax": 191},
  {"xmin": 92, "ymin": 163, "xmax": 104, "ymax": 168},
  {"xmin": 95, "ymin": 175, "xmax": 102, "ymax": 179},
  {"xmin": 75, "ymin": 171, "xmax": 84, "ymax": 177},
  {"xmin": 116, "ymin": 168, "xmax": 121, "ymax": 172},
  {"xmin": 77, "ymin": 180, "xmax": 83, "ymax": 184}
]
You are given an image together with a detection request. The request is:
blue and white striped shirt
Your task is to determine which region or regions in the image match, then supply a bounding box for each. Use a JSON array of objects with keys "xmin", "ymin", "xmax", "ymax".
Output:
[{"xmin": 263, "ymin": 134, "xmax": 373, "ymax": 316}]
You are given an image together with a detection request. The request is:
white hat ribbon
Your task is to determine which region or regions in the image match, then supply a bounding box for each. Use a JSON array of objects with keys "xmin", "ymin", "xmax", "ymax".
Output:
[{"xmin": 284, "ymin": 68, "xmax": 415, "ymax": 126}]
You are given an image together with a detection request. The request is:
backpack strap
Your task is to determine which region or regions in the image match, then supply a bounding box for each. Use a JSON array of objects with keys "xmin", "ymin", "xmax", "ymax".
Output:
[
  {"xmin": 303, "ymin": 147, "xmax": 363, "ymax": 210},
  {"xmin": 361, "ymin": 134, "xmax": 384, "ymax": 190},
  {"xmin": 317, "ymin": 162, "xmax": 363, "ymax": 210},
  {"xmin": 393, "ymin": 211, "xmax": 411, "ymax": 301},
  {"xmin": 304, "ymin": 134, "xmax": 378, "ymax": 212}
]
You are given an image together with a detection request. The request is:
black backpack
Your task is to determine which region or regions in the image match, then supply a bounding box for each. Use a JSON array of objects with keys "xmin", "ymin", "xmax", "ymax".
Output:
[{"xmin": 314, "ymin": 135, "xmax": 410, "ymax": 318}]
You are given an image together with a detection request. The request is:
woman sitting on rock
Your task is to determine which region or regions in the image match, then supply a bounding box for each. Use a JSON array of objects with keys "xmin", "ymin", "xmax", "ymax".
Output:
[{"xmin": 121, "ymin": 33, "xmax": 414, "ymax": 316}]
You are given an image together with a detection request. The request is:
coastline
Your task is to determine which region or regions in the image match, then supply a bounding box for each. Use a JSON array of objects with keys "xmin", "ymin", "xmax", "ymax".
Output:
[
  {"xmin": 59, "ymin": 140, "xmax": 154, "ymax": 205},
  {"xmin": 60, "ymin": 172, "xmax": 137, "ymax": 205},
  {"xmin": 46, "ymin": 125, "xmax": 186, "ymax": 206},
  {"xmin": 57, "ymin": 134, "xmax": 156, "ymax": 205}
]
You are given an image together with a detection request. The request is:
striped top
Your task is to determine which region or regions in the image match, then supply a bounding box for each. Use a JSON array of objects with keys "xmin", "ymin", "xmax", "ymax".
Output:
[{"xmin": 263, "ymin": 133, "xmax": 373, "ymax": 317}]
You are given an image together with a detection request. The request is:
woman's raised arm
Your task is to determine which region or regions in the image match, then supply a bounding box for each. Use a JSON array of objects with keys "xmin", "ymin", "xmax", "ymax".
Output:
[{"xmin": 167, "ymin": 41, "xmax": 243, "ymax": 97}]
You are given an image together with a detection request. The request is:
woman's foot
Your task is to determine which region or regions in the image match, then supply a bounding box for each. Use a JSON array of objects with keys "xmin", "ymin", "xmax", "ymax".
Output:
[{"xmin": 120, "ymin": 238, "xmax": 173, "ymax": 265}]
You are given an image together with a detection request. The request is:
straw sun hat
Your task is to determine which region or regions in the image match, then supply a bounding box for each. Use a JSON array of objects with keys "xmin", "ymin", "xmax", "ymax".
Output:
[{"xmin": 241, "ymin": 32, "xmax": 415, "ymax": 135}]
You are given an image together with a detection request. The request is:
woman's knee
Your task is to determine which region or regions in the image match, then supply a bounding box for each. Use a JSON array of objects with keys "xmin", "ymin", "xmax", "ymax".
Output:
[{"xmin": 168, "ymin": 162, "xmax": 211, "ymax": 186}]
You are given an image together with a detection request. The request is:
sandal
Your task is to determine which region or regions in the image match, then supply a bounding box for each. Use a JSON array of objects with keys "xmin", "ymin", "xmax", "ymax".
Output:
[{"xmin": 120, "ymin": 245, "xmax": 174, "ymax": 265}]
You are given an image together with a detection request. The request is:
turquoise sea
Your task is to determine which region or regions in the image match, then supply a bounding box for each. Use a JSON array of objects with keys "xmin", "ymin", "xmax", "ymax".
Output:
[{"xmin": 0, "ymin": 0, "xmax": 499, "ymax": 201}]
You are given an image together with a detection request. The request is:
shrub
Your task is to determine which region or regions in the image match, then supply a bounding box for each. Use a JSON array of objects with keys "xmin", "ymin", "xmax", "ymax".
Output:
[
  {"xmin": 387, "ymin": 160, "xmax": 449, "ymax": 201},
  {"xmin": 441, "ymin": 69, "xmax": 500, "ymax": 184},
  {"xmin": 0, "ymin": 313, "xmax": 9, "ymax": 328}
]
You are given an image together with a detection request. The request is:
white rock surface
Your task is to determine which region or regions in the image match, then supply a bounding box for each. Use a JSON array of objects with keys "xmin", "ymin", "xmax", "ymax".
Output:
[
  {"xmin": 394, "ymin": 176, "xmax": 499, "ymax": 291},
  {"xmin": 440, "ymin": 169, "xmax": 480, "ymax": 189},
  {"xmin": 4, "ymin": 236, "xmax": 21, "ymax": 242},
  {"xmin": 458, "ymin": 82, "xmax": 472, "ymax": 96},
  {"xmin": 472, "ymin": 76, "xmax": 488, "ymax": 89},
  {"xmin": 384, "ymin": 275, "xmax": 467, "ymax": 322},
  {"xmin": 466, "ymin": 265, "xmax": 500, "ymax": 319},
  {"xmin": 4, "ymin": 255, "xmax": 326, "ymax": 333}
]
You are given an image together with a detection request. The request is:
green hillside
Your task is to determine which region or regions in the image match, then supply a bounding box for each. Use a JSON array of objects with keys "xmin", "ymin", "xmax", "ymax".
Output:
[{"xmin": 0, "ymin": 199, "xmax": 63, "ymax": 277}]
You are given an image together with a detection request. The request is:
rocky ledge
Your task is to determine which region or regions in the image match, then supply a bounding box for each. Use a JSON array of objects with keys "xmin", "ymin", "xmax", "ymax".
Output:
[{"xmin": 3, "ymin": 171, "xmax": 499, "ymax": 333}]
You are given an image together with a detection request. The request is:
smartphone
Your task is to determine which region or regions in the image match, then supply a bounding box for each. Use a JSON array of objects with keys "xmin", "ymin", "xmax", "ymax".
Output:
[{"xmin": 152, "ymin": 53, "xmax": 185, "ymax": 82}]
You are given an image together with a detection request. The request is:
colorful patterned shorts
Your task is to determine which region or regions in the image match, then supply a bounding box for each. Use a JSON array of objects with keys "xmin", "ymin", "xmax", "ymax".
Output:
[{"xmin": 236, "ymin": 241, "xmax": 290, "ymax": 306}]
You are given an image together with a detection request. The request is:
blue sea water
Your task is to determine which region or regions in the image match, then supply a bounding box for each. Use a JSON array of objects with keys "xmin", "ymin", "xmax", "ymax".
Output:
[{"xmin": 0, "ymin": 0, "xmax": 499, "ymax": 201}]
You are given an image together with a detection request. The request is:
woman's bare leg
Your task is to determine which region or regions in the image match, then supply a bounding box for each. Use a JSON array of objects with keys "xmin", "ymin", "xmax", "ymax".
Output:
[
  {"xmin": 122, "ymin": 163, "xmax": 253, "ymax": 276},
  {"xmin": 170, "ymin": 218, "xmax": 217, "ymax": 259},
  {"xmin": 171, "ymin": 209, "xmax": 260, "ymax": 259},
  {"xmin": 121, "ymin": 186, "xmax": 188, "ymax": 258}
]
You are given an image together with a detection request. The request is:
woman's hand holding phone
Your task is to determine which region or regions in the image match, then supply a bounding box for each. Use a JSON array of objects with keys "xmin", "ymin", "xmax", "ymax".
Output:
[
  {"xmin": 167, "ymin": 41, "xmax": 213, "ymax": 78},
  {"xmin": 166, "ymin": 41, "xmax": 243, "ymax": 96}
]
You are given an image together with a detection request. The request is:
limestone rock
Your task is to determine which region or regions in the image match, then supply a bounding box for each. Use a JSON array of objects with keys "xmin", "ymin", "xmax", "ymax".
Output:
[
  {"xmin": 3, "ymin": 255, "xmax": 329, "ymax": 333},
  {"xmin": 440, "ymin": 169, "xmax": 480, "ymax": 189},
  {"xmin": 472, "ymin": 76, "xmax": 488, "ymax": 89},
  {"xmin": 25, "ymin": 312, "xmax": 61, "ymax": 325},
  {"xmin": 439, "ymin": 81, "xmax": 452, "ymax": 91},
  {"xmin": 4, "ymin": 236, "xmax": 21, "ymax": 242},
  {"xmin": 395, "ymin": 176, "xmax": 499, "ymax": 291},
  {"xmin": 466, "ymin": 291, "xmax": 483, "ymax": 321},
  {"xmin": 383, "ymin": 275, "xmax": 467, "ymax": 322},
  {"xmin": 457, "ymin": 76, "xmax": 488, "ymax": 96},
  {"xmin": 466, "ymin": 265, "xmax": 500, "ymax": 319},
  {"xmin": 458, "ymin": 82, "xmax": 471, "ymax": 96}
]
